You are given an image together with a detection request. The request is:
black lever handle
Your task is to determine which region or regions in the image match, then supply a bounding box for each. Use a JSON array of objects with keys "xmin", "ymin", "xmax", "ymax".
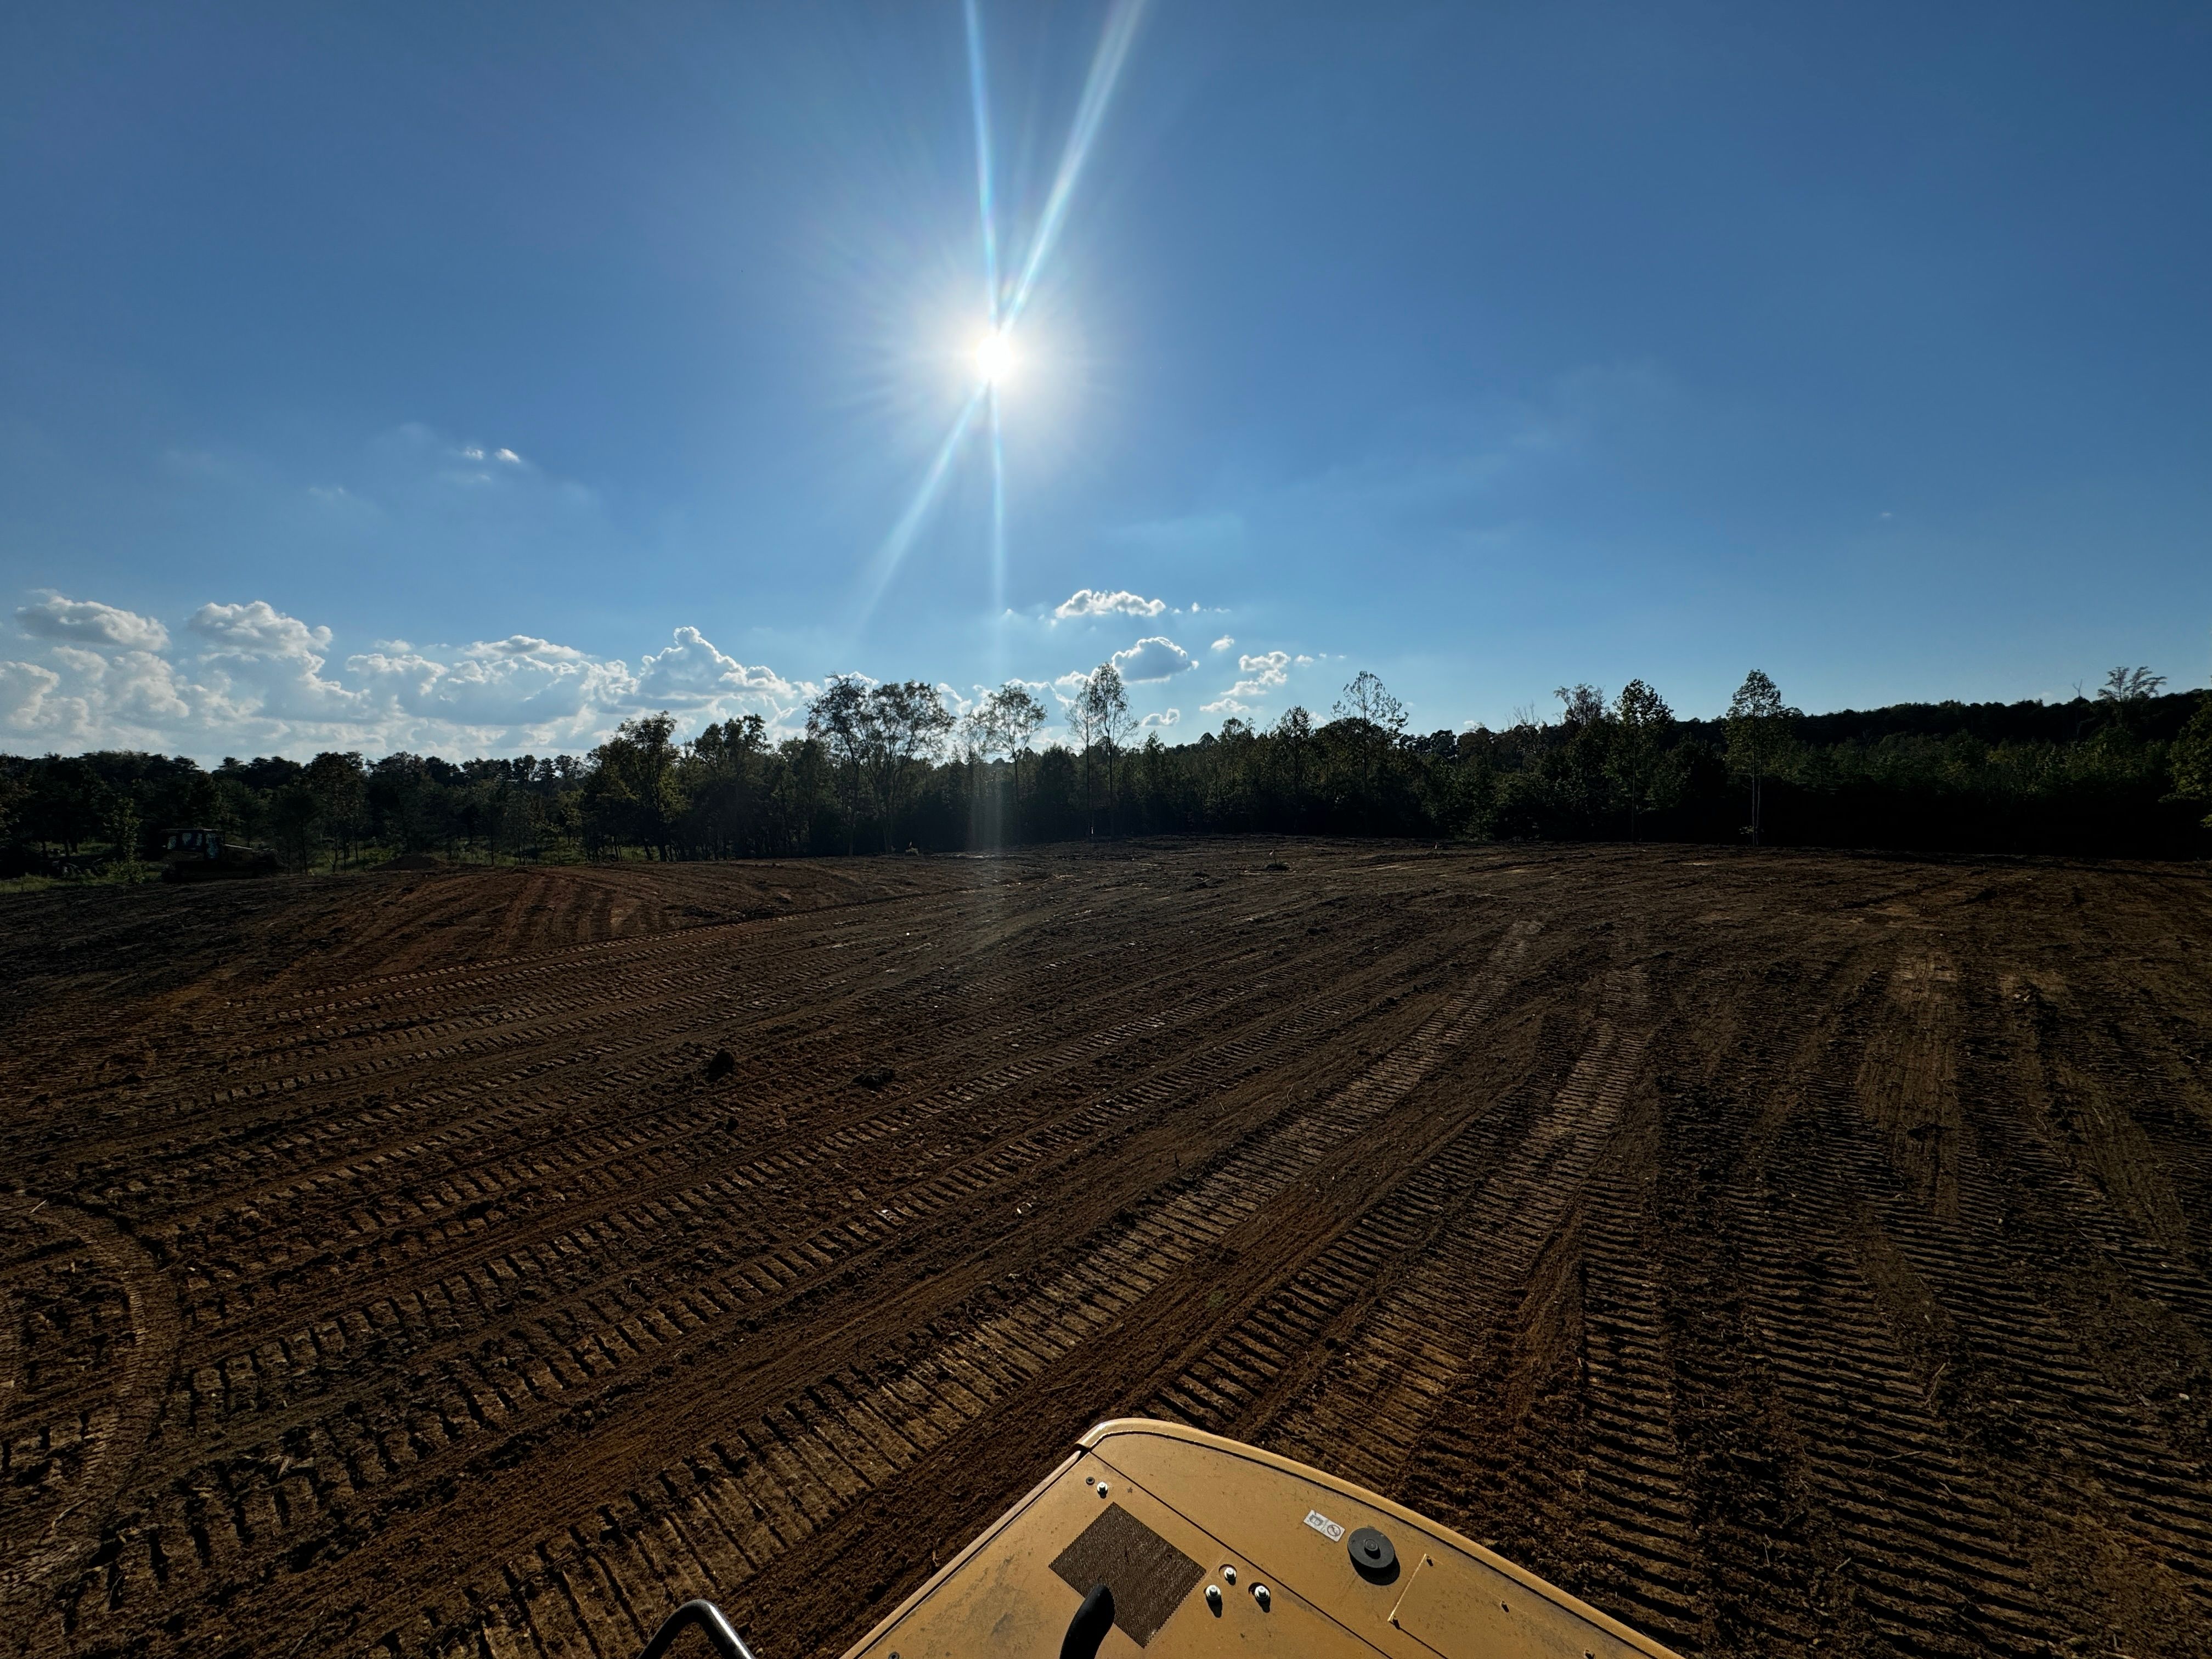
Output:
[{"xmin": 1060, "ymin": 1581, "xmax": 1116, "ymax": 1659}]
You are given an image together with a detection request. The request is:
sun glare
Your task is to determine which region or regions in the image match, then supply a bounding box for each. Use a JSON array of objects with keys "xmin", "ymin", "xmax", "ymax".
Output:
[{"xmin": 975, "ymin": 330, "xmax": 1013, "ymax": 385}]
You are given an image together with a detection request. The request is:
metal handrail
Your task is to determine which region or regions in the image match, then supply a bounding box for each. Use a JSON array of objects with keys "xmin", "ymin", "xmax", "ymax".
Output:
[{"xmin": 635, "ymin": 1600, "xmax": 758, "ymax": 1659}]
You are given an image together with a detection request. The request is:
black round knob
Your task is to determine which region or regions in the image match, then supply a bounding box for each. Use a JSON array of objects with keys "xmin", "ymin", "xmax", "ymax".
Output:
[{"xmin": 1346, "ymin": 1526, "xmax": 1397, "ymax": 1579}]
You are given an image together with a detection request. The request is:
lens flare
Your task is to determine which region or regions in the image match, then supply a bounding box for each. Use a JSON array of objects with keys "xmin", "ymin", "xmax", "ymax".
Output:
[{"xmin": 856, "ymin": 0, "xmax": 1148, "ymax": 629}]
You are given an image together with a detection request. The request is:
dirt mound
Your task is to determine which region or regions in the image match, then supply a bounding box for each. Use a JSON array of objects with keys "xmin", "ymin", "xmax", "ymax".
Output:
[{"xmin": 3, "ymin": 842, "xmax": 2209, "ymax": 1659}]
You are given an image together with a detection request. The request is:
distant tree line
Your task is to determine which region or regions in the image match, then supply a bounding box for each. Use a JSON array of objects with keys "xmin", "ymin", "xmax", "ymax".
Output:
[{"xmin": 4, "ymin": 664, "xmax": 2210, "ymax": 877}]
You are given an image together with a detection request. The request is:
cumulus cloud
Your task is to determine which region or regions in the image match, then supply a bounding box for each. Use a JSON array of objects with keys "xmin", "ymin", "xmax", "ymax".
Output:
[
  {"xmin": 1054, "ymin": 588, "xmax": 1166, "ymax": 622},
  {"xmin": 348, "ymin": 644, "xmax": 622, "ymax": 727},
  {"xmin": 469, "ymin": 634, "xmax": 592, "ymax": 663},
  {"xmin": 52, "ymin": 645, "xmax": 191, "ymax": 725},
  {"xmin": 1234, "ymin": 651, "xmax": 1291, "ymax": 690},
  {"xmin": 188, "ymin": 601, "xmax": 363, "ymax": 725},
  {"xmin": 0, "ymin": 659, "xmax": 70, "ymax": 733},
  {"xmin": 0, "ymin": 594, "xmax": 798, "ymax": 760},
  {"xmin": 1211, "ymin": 636, "xmax": 1234, "ymax": 652},
  {"xmin": 634, "ymin": 626, "xmax": 795, "ymax": 707},
  {"xmin": 189, "ymin": 600, "xmax": 333, "ymax": 657},
  {"xmin": 1110, "ymin": 635, "xmax": 1198, "ymax": 682},
  {"xmin": 1201, "ymin": 649, "xmax": 1295, "ymax": 716},
  {"xmin": 16, "ymin": 593, "xmax": 171, "ymax": 652},
  {"xmin": 1141, "ymin": 708, "xmax": 1181, "ymax": 729}
]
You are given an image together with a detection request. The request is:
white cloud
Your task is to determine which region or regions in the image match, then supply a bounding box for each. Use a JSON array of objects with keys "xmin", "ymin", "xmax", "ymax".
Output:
[
  {"xmin": 1111, "ymin": 636, "xmax": 1198, "ymax": 682},
  {"xmin": 0, "ymin": 594, "xmax": 800, "ymax": 760},
  {"xmin": 1199, "ymin": 649, "xmax": 1295, "ymax": 717},
  {"xmin": 495, "ymin": 448, "xmax": 522, "ymax": 465},
  {"xmin": 16, "ymin": 592, "xmax": 171, "ymax": 652},
  {"xmin": 1054, "ymin": 588, "xmax": 1166, "ymax": 622},
  {"xmin": 1142, "ymin": 708, "xmax": 1181, "ymax": 729},
  {"xmin": 52, "ymin": 645, "xmax": 191, "ymax": 725},
  {"xmin": 1237, "ymin": 651, "xmax": 1291, "ymax": 686},
  {"xmin": 189, "ymin": 601, "xmax": 363, "ymax": 725},
  {"xmin": 189, "ymin": 600, "xmax": 332, "ymax": 657},
  {"xmin": 634, "ymin": 626, "xmax": 794, "ymax": 707},
  {"xmin": 469, "ymin": 634, "xmax": 592, "ymax": 663},
  {"xmin": 0, "ymin": 659, "xmax": 70, "ymax": 733},
  {"xmin": 349, "ymin": 645, "xmax": 624, "ymax": 727},
  {"xmin": 1211, "ymin": 636, "xmax": 1234, "ymax": 652}
]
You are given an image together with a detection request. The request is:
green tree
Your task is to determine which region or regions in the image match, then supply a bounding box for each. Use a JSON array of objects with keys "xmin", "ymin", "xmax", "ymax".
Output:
[
  {"xmin": 1553, "ymin": 684, "xmax": 1606, "ymax": 727},
  {"xmin": 269, "ymin": 783, "xmax": 320, "ymax": 870},
  {"xmin": 490, "ymin": 782, "xmax": 542, "ymax": 862},
  {"xmin": 2096, "ymin": 665, "xmax": 2167, "ymax": 735},
  {"xmin": 1605, "ymin": 679, "xmax": 1675, "ymax": 841},
  {"xmin": 1066, "ymin": 664, "xmax": 1135, "ymax": 830},
  {"xmin": 1726, "ymin": 669, "xmax": 1798, "ymax": 845},
  {"xmin": 2170, "ymin": 694, "xmax": 2212, "ymax": 828},
  {"xmin": 305, "ymin": 752, "xmax": 366, "ymax": 870},
  {"xmin": 867, "ymin": 680, "xmax": 954, "ymax": 850},
  {"xmin": 368, "ymin": 754, "xmax": 433, "ymax": 853},
  {"xmin": 980, "ymin": 682, "xmax": 1048, "ymax": 800},
  {"xmin": 1334, "ymin": 670, "xmax": 1408, "ymax": 800},
  {"xmin": 0, "ymin": 767, "xmax": 24, "ymax": 848},
  {"xmin": 1273, "ymin": 705, "xmax": 1313, "ymax": 826},
  {"xmin": 681, "ymin": 716, "xmax": 768, "ymax": 857},
  {"xmin": 107, "ymin": 795, "xmax": 144, "ymax": 870},
  {"xmin": 807, "ymin": 676, "xmax": 874, "ymax": 854},
  {"xmin": 584, "ymin": 713, "xmax": 683, "ymax": 857},
  {"xmin": 960, "ymin": 682, "xmax": 1046, "ymax": 848}
]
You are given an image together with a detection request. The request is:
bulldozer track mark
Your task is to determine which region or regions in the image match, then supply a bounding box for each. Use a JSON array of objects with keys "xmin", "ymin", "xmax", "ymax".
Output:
[
  {"xmin": 0, "ymin": 1197, "xmax": 183, "ymax": 1626},
  {"xmin": 23, "ymin": 916, "xmax": 1488, "ymax": 1653},
  {"xmin": 5, "ymin": 846, "xmax": 2210, "ymax": 1659},
  {"xmin": 1266, "ymin": 966, "xmax": 1649, "ymax": 1488},
  {"xmin": 380, "ymin": 923, "xmax": 1549, "ymax": 1656},
  {"xmin": 1730, "ymin": 1136, "xmax": 2064, "ymax": 1656}
]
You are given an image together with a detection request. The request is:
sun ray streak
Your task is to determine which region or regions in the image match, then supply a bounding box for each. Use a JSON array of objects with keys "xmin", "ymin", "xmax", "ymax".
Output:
[
  {"xmin": 856, "ymin": 0, "xmax": 1147, "ymax": 630},
  {"xmin": 988, "ymin": 383, "xmax": 1007, "ymax": 622},
  {"xmin": 858, "ymin": 388, "xmax": 985, "ymax": 626},
  {"xmin": 964, "ymin": 0, "xmax": 1002, "ymax": 326},
  {"xmin": 1005, "ymin": 0, "xmax": 1148, "ymax": 326}
]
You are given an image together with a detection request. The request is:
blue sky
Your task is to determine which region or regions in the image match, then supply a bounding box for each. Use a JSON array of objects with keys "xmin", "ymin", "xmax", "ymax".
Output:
[{"xmin": 3, "ymin": 1, "xmax": 2208, "ymax": 759}]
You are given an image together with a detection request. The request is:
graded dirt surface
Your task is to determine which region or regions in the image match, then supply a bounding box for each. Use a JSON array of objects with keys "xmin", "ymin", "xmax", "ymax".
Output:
[{"xmin": 2, "ymin": 843, "xmax": 2209, "ymax": 1659}]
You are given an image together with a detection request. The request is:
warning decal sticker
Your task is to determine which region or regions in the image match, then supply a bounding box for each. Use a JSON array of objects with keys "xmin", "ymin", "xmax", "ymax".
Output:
[{"xmin": 1304, "ymin": 1510, "xmax": 1346, "ymax": 1543}]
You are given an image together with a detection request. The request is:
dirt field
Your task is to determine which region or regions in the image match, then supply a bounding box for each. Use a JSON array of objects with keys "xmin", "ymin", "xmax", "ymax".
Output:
[{"xmin": 2, "ymin": 842, "xmax": 2208, "ymax": 1659}]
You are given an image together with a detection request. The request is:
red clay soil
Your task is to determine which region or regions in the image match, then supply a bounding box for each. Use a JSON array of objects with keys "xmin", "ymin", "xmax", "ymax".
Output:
[{"xmin": 1, "ymin": 843, "xmax": 2208, "ymax": 1659}]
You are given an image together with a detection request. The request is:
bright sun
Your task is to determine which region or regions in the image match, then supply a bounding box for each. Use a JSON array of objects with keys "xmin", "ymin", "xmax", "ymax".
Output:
[{"xmin": 975, "ymin": 330, "xmax": 1013, "ymax": 385}]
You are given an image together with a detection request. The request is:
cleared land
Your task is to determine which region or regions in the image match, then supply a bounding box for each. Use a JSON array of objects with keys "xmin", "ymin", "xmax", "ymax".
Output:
[{"xmin": 1, "ymin": 842, "xmax": 2209, "ymax": 1659}]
